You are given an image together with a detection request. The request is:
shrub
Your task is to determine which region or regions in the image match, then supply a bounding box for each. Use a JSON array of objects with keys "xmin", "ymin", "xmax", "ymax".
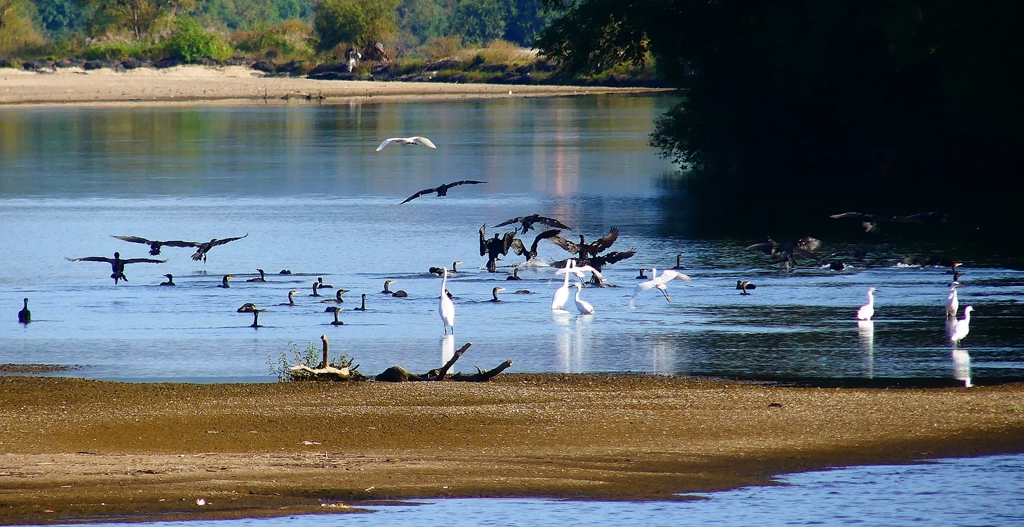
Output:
[
  {"xmin": 0, "ymin": 0, "xmax": 46, "ymax": 56},
  {"xmin": 163, "ymin": 18, "xmax": 233, "ymax": 63},
  {"xmin": 460, "ymin": 39, "xmax": 535, "ymax": 65},
  {"xmin": 417, "ymin": 35, "xmax": 462, "ymax": 60},
  {"xmin": 232, "ymin": 20, "xmax": 313, "ymax": 60},
  {"xmin": 81, "ymin": 39, "xmax": 153, "ymax": 60}
]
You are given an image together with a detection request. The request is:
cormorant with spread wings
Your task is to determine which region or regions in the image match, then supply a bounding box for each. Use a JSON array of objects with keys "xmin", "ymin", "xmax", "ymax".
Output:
[
  {"xmin": 495, "ymin": 214, "xmax": 571, "ymax": 234},
  {"xmin": 401, "ymin": 180, "xmax": 485, "ymax": 204},
  {"xmin": 510, "ymin": 229, "xmax": 561, "ymax": 262},
  {"xmin": 745, "ymin": 236, "xmax": 822, "ymax": 271},
  {"xmin": 112, "ymin": 235, "xmax": 200, "ymax": 256},
  {"xmin": 187, "ymin": 234, "xmax": 249, "ymax": 262},
  {"xmin": 479, "ymin": 224, "xmax": 517, "ymax": 272},
  {"xmin": 829, "ymin": 211, "xmax": 952, "ymax": 234},
  {"xmin": 67, "ymin": 252, "xmax": 165, "ymax": 284},
  {"xmin": 547, "ymin": 227, "xmax": 622, "ymax": 261}
]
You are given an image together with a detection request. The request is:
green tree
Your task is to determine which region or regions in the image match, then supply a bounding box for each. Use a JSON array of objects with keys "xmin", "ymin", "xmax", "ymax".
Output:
[
  {"xmin": 1, "ymin": 0, "xmax": 45, "ymax": 54},
  {"xmin": 450, "ymin": 0, "xmax": 508, "ymax": 45},
  {"xmin": 163, "ymin": 15, "xmax": 231, "ymax": 61},
  {"xmin": 313, "ymin": 0, "xmax": 399, "ymax": 52},
  {"xmin": 82, "ymin": 0, "xmax": 196, "ymax": 38},
  {"xmin": 397, "ymin": 0, "xmax": 449, "ymax": 47},
  {"xmin": 33, "ymin": 0, "xmax": 93, "ymax": 37}
]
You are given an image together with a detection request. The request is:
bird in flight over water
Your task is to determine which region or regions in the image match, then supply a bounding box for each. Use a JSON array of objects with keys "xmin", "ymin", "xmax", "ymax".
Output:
[
  {"xmin": 376, "ymin": 136, "xmax": 437, "ymax": 152},
  {"xmin": 401, "ymin": 180, "xmax": 485, "ymax": 204},
  {"xmin": 67, "ymin": 252, "xmax": 165, "ymax": 284}
]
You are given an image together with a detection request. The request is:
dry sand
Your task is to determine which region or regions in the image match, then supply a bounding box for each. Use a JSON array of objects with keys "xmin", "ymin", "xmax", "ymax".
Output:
[
  {"xmin": 0, "ymin": 65, "xmax": 662, "ymax": 107},
  {"xmin": 0, "ymin": 375, "xmax": 1022, "ymax": 524}
]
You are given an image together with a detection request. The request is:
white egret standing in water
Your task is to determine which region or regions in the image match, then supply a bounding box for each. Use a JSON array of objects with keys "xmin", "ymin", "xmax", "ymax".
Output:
[
  {"xmin": 857, "ymin": 287, "xmax": 877, "ymax": 321},
  {"xmin": 439, "ymin": 268, "xmax": 455, "ymax": 334},
  {"xmin": 551, "ymin": 260, "xmax": 575, "ymax": 312},
  {"xmin": 950, "ymin": 305, "xmax": 973, "ymax": 345},
  {"xmin": 629, "ymin": 268, "xmax": 691, "ymax": 308},
  {"xmin": 573, "ymin": 283, "xmax": 594, "ymax": 315},
  {"xmin": 946, "ymin": 283, "xmax": 960, "ymax": 318}
]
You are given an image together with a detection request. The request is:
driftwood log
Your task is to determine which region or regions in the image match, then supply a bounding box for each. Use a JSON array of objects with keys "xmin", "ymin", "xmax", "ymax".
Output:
[
  {"xmin": 288, "ymin": 335, "xmax": 357, "ymax": 381},
  {"xmin": 374, "ymin": 342, "xmax": 513, "ymax": 382}
]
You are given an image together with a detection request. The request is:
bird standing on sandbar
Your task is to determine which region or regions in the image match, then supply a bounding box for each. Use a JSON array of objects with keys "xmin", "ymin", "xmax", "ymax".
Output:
[
  {"xmin": 67, "ymin": 252, "xmax": 165, "ymax": 284},
  {"xmin": 401, "ymin": 180, "xmax": 486, "ymax": 204}
]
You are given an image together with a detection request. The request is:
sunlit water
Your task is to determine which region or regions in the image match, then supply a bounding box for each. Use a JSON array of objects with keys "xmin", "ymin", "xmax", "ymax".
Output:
[
  {"xmin": 1, "ymin": 96, "xmax": 1022, "ymax": 383},
  {"xmin": 50, "ymin": 454, "xmax": 1024, "ymax": 526}
]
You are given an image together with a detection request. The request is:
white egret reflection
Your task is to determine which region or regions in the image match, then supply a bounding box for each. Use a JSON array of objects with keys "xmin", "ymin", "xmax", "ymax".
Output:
[
  {"xmin": 440, "ymin": 334, "xmax": 455, "ymax": 366},
  {"xmin": 857, "ymin": 320, "xmax": 874, "ymax": 379},
  {"xmin": 952, "ymin": 348, "xmax": 972, "ymax": 387}
]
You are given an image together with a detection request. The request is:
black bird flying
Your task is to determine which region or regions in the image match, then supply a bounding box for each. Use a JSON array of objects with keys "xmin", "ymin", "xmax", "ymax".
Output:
[
  {"xmin": 67, "ymin": 252, "xmax": 165, "ymax": 284},
  {"xmin": 494, "ymin": 214, "xmax": 571, "ymax": 234},
  {"xmin": 400, "ymin": 180, "xmax": 485, "ymax": 204}
]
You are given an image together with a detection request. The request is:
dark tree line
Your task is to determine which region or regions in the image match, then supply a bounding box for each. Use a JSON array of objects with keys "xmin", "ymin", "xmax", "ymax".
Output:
[{"xmin": 538, "ymin": 1, "xmax": 1024, "ymax": 232}]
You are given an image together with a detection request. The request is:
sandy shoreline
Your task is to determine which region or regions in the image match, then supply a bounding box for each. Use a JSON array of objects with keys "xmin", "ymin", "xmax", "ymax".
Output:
[
  {"xmin": 1, "ymin": 374, "xmax": 1022, "ymax": 524},
  {"xmin": 0, "ymin": 65, "xmax": 666, "ymax": 107}
]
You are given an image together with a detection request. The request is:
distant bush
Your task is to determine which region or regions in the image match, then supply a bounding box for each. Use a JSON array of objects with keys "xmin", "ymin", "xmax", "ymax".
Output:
[
  {"xmin": 162, "ymin": 17, "xmax": 233, "ymax": 63},
  {"xmin": 232, "ymin": 19, "xmax": 313, "ymax": 60},
  {"xmin": 417, "ymin": 35, "xmax": 462, "ymax": 60},
  {"xmin": 0, "ymin": 0, "xmax": 46, "ymax": 56},
  {"xmin": 81, "ymin": 39, "xmax": 154, "ymax": 60},
  {"xmin": 468, "ymin": 39, "xmax": 535, "ymax": 65}
]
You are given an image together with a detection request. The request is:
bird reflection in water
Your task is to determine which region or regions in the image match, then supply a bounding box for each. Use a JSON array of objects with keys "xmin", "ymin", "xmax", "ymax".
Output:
[
  {"xmin": 952, "ymin": 348, "xmax": 972, "ymax": 387},
  {"xmin": 857, "ymin": 320, "xmax": 874, "ymax": 379},
  {"xmin": 440, "ymin": 334, "xmax": 455, "ymax": 366},
  {"xmin": 554, "ymin": 313, "xmax": 590, "ymax": 372}
]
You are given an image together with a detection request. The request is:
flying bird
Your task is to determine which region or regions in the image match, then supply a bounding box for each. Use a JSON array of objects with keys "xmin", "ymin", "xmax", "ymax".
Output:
[
  {"xmin": 479, "ymin": 224, "xmax": 517, "ymax": 272},
  {"xmin": 829, "ymin": 211, "xmax": 953, "ymax": 234},
  {"xmin": 548, "ymin": 227, "xmax": 621, "ymax": 261},
  {"xmin": 510, "ymin": 229, "xmax": 562, "ymax": 262},
  {"xmin": 67, "ymin": 252, "xmax": 165, "ymax": 284},
  {"xmin": 629, "ymin": 268, "xmax": 691, "ymax": 308},
  {"xmin": 495, "ymin": 214, "xmax": 571, "ymax": 234},
  {"xmin": 400, "ymin": 180, "xmax": 485, "ymax": 204},
  {"xmin": 745, "ymin": 236, "xmax": 821, "ymax": 271},
  {"xmin": 376, "ymin": 136, "xmax": 437, "ymax": 152},
  {"xmin": 187, "ymin": 234, "xmax": 248, "ymax": 262},
  {"xmin": 111, "ymin": 235, "xmax": 201, "ymax": 256}
]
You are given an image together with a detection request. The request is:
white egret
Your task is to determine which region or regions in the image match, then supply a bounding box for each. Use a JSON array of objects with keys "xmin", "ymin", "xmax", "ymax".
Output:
[
  {"xmin": 551, "ymin": 260, "xmax": 574, "ymax": 312},
  {"xmin": 950, "ymin": 305, "xmax": 973, "ymax": 345},
  {"xmin": 856, "ymin": 287, "xmax": 877, "ymax": 321},
  {"xmin": 629, "ymin": 268, "xmax": 691, "ymax": 308},
  {"xmin": 946, "ymin": 283, "xmax": 960, "ymax": 318},
  {"xmin": 573, "ymin": 283, "xmax": 594, "ymax": 315},
  {"xmin": 376, "ymin": 136, "xmax": 437, "ymax": 151},
  {"xmin": 439, "ymin": 268, "xmax": 455, "ymax": 334}
]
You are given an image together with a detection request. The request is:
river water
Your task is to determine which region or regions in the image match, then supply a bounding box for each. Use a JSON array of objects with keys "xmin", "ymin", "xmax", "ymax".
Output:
[{"xmin": 1, "ymin": 96, "xmax": 1023, "ymax": 384}]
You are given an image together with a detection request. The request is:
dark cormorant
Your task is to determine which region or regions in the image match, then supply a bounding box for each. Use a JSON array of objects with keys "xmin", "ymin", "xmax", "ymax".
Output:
[
  {"xmin": 510, "ymin": 229, "xmax": 561, "ymax": 262},
  {"xmin": 160, "ymin": 274, "xmax": 175, "ymax": 286},
  {"xmin": 430, "ymin": 261, "xmax": 462, "ymax": 276},
  {"xmin": 548, "ymin": 227, "xmax": 620, "ymax": 262},
  {"xmin": 381, "ymin": 280, "xmax": 396, "ymax": 294},
  {"xmin": 495, "ymin": 214, "xmax": 571, "ymax": 234},
  {"xmin": 246, "ymin": 269, "xmax": 267, "ymax": 282},
  {"xmin": 393, "ymin": 289, "xmax": 409, "ymax": 298},
  {"xmin": 479, "ymin": 224, "xmax": 516, "ymax": 272},
  {"xmin": 552, "ymin": 248, "xmax": 637, "ymax": 285},
  {"xmin": 309, "ymin": 281, "xmax": 321, "ymax": 297},
  {"xmin": 400, "ymin": 180, "xmax": 485, "ymax": 204},
  {"xmin": 279, "ymin": 269, "xmax": 292, "ymax": 275},
  {"xmin": 316, "ymin": 277, "xmax": 333, "ymax": 289},
  {"xmin": 636, "ymin": 269, "xmax": 647, "ymax": 279},
  {"xmin": 353, "ymin": 293, "xmax": 367, "ymax": 311},
  {"xmin": 279, "ymin": 290, "xmax": 300, "ymax": 306},
  {"xmin": 745, "ymin": 237, "xmax": 822, "ymax": 271},
  {"xmin": 490, "ymin": 287, "xmax": 505, "ymax": 302},
  {"xmin": 187, "ymin": 234, "xmax": 248, "ymax": 262},
  {"xmin": 673, "ymin": 254, "xmax": 686, "ymax": 270},
  {"xmin": 18, "ymin": 298, "xmax": 30, "ymax": 324},
  {"xmin": 111, "ymin": 235, "xmax": 200, "ymax": 256},
  {"xmin": 325, "ymin": 306, "xmax": 344, "ymax": 325},
  {"xmin": 321, "ymin": 289, "xmax": 350, "ymax": 303},
  {"xmin": 736, "ymin": 280, "xmax": 756, "ymax": 295},
  {"xmin": 218, "ymin": 275, "xmax": 233, "ymax": 288},
  {"xmin": 236, "ymin": 303, "xmax": 264, "ymax": 328},
  {"xmin": 952, "ymin": 262, "xmax": 965, "ymax": 283},
  {"xmin": 506, "ymin": 268, "xmax": 522, "ymax": 280},
  {"xmin": 829, "ymin": 211, "xmax": 953, "ymax": 234},
  {"xmin": 67, "ymin": 252, "xmax": 166, "ymax": 284}
]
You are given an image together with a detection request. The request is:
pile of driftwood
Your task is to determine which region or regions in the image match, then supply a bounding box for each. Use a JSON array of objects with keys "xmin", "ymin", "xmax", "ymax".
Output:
[{"xmin": 288, "ymin": 335, "xmax": 512, "ymax": 383}]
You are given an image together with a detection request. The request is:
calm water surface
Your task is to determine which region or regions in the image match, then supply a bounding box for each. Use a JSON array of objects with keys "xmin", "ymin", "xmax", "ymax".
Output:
[
  {"xmin": 1, "ymin": 96, "xmax": 1022, "ymax": 383},
  {"xmin": 51, "ymin": 454, "xmax": 1024, "ymax": 526}
]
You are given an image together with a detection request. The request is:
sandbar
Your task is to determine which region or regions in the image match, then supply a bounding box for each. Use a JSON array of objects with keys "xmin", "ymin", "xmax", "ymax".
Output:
[
  {"xmin": 0, "ymin": 65, "xmax": 665, "ymax": 108},
  {"xmin": 0, "ymin": 375, "xmax": 1022, "ymax": 524}
]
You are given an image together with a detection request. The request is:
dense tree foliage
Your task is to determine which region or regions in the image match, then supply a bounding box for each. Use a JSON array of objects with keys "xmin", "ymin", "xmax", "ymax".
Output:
[
  {"xmin": 1, "ymin": 0, "xmax": 45, "ymax": 53},
  {"xmin": 538, "ymin": 0, "xmax": 1024, "ymax": 228},
  {"xmin": 313, "ymin": 0, "xmax": 399, "ymax": 52}
]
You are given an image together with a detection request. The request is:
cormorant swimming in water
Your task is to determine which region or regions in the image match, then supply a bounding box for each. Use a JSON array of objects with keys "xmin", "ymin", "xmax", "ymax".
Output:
[
  {"xmin": 431, "ymin": 261, "xmax": 463, "ymax": 276},
  {"xmin": 506, "ymin": 268, "xmax": 522, "ymax": 280},
  {"xmin": 495, "ymin": 214, "xmax": 571, "ymax": 234},
  {"xmin": 353, "ymin": 293, "xmax": 367, "ymax": 311},
  {"xmin": 246, "ymin": 269, "xmax": 267, "ymax": 282},
  {"xmin": 673, "ymin": 254, "xmax": 686, "ymax": 270},
  {"xmin": 636, "ymin": 269, "xmax": 647, "ymax": 280},
  {"xmin": 236, "ymin": 303, "xmax": 265, "ymax": 328},
  {"xmin": 736, "ymin": 280, "xmax": 756, "ymax": 295},
  {"xmin": 479, "ymin": 224, "xmax": 516, "ymax": 272},
  {"xmin": 490, "ymin": 286, "xmax": 505, "ymax": 302},
  {"xmin": 321, "ymin": 289, "xmax": 350, "ymax": 303},
  {"xmin": 279, "ymin": 290, "xmax": 300, "ymax": 306},
  {"xmin": 400, "ymin": 180, "xmax": 485, "ymax": 204},
  {"xmin": 279, "ymin": 269, "xmax": 292, "ymax": 275},
  {"xmin": 218, "ymin": 275, "xmax": 233, "ymax": 288},
  {"xmin": 67, "ymin": 252, "xmax": 166, "ymax": 284},
  {"xmin": 160, "ymin": 274, "xmax": 175, "ymax": 286},
  {"xmin": 316, "ymin": 277, "xmax": 333, "ymax": 289},
  {"xmin": 325, "ymin": 306, "xmax": 344, "ymax": 325},
  {"xmin": 381, "ymin": 280, "xmax": 396, "ymax": 294},
  {"xmin": 310, "ymin": 281, "xmax": 321, "ymax": 297},
  {"xmin": 18, "ymin": 298, "xmax": 30, "ymax": 324}
]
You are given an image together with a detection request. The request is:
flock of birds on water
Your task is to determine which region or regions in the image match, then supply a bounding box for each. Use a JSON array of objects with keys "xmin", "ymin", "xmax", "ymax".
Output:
[{"xmin": 12, "ymin": 134, "xmax": 980, "ymax": 381}]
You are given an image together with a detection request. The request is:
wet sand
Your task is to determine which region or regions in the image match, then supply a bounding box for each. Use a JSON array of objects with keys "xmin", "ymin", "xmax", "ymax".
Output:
[
  {"xmin": 0, "ymin": 65, "xmax": 662, "ymax": 107},
  {"xmin": 1, "ymin": 375, "xmax": 1022, "ymax": 524}
]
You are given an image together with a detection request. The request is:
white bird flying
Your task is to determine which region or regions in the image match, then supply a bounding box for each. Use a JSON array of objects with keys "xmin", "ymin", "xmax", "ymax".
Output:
[
  {"xmin": 946, "ymin": 283, "xmax": 960, "ymax": 318},
  {"xmin": 439, "ymin": 268, "xmax": 455, "ymax": 334},
  {"xmin": 629, "ymin": 268, "xmax": 691, "ymax": 308},
  {"xmin": 573, "ymin": 282, "xmax": 594, "ymax": 315},
  {"xmin": 950, "ymin": 305, "xmax": 973, "ymax": 345},
  {"xmin": 555, "ymin": 259, "xmax": 605, "ymax": 284},
  {"xmin": 376, "ymin": 136, "xmax": 437, "ymax": 152},
  {"xmin": 857, "ymin": 287, "xmax": 877, "ymax": 321}
]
